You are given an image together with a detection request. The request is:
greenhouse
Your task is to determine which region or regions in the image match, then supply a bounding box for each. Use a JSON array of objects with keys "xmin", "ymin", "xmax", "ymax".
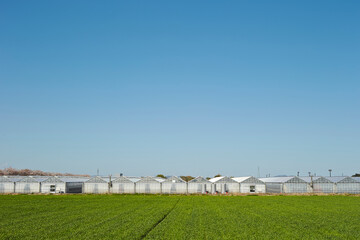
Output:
[
  {"xmin": 2, "ymin": 174, "xmax": 360, "ymax": 195},
  {"xmin": 84, "ymin": 176, "xmax": 109, "ymax": 194},
  {"xmin": 188, "ymin": 177, "xmax": 212, "ymax": 194},
  {"xmin": 327, "ymin": 176, "xmax": 360, "ymax": 194},
  {"xmin": 260, "ymin": 176, "xmax": 309, "ymax": 193},
  {"xmin": 161, "ymin": 176, "xmax": 187, "ymax": 194},
  {"xmin": 111, "ymin": 176, "xmax": 135, "ymax": 194},
  {"xmin": 209, "ymin": 176, "xmax": 239, "ymax": 194},
  {"xmin": 300, "ymin": 176, "xmax": 335, "ymax": 193},
  {"xmin": 232, "ymin": 176, "xmax": 266, "ymax": 193},
  {"xmin": 40, "ymin": 176, "xmax": 66, "ymax": 193},
  {"xmin": 15, "ymin": 176, "xmax": 40, "ymax": 193},
  {"xmin": 60, "ymin": 177, "xmax": 88, "ymax": 193},
  {"xmin": 0, "ymin": 176, "xmax": 15, "ymax": 193},
  {"xmin": 135, "ymin": 177, "xmax": 162, "ymax": 194}
]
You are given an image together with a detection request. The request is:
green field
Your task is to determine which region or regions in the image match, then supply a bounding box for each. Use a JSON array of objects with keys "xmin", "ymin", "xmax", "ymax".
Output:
[{"xmin": 0, "ymin": 195, "xmax": 359, "ymax": 239}]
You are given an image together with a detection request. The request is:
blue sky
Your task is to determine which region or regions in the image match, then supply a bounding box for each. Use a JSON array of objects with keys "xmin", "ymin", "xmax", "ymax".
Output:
[{"xmin": 1, "ymin": 1, "xmax": 359, "ymax": 177}]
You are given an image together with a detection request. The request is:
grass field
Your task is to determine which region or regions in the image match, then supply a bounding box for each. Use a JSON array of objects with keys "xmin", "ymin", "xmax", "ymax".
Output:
[{"xmin": 0, "ymin": 195, "xmax": 359, "ymax": 239}]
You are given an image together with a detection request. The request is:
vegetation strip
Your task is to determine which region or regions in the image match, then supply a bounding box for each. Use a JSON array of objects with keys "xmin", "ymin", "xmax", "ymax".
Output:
[
  {"xmin": 140, "ymin": 198, "xmax": 180, "ymax": 239},
  {"xmin": 1, "ymin": 195, "xmax": 360, "ymax": 239}
]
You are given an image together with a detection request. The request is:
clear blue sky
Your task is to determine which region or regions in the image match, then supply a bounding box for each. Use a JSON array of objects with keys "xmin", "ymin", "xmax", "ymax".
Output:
[{"xmin": 1, "ymin": 1, "xmax": 359, "ymax": 177}]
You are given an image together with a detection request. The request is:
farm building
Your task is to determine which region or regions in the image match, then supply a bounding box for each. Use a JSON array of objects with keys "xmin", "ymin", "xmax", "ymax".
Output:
[
  {"xmin": 60, "ymin": 177, "xmax": 88, "ymax": 193},
  {"xmin": 209, "ymin": 176, "xmax": 239, "ymax": 194},
  {"xmin": 111, "ymin": 176, "xmax": 135, "ymax": 194},
  {"xmin": 188, "ymin": 177, "xmax": 212, "ymax": 194},
  {"xmin": 0, "ymin": 176, "xmax": 15, "ymax": 193},
  {"xmin": 259, "ymin": 176, "xmax": 309, "ymax": 193},
  {"xmin": 135, "ymin": 177, "xmax": 162, "ymax": 194},
  {"xmin": 161, "ymin": 176, "xmax": 187, "ymax": 194},
  {"xmin": 15, "ymin": 176, "xmax": 41, "ymax": 193},
  {"xmin": 40, "ymin": 176, "xmax": 66, "ymax": 193},
  {"xmin": 232, "ymin": 176, "xmax": 266, "ymax": 193},
  {"xmin": 327, "ymin": 177, "xmax": 360, "ymax": 194},
  {"xmin": 300, "ymin": 177, "xmax": 335, "ymax": 193},
  {"xmin": 84, "ymin": 176, "xmax": 109, "ymax": 194}
]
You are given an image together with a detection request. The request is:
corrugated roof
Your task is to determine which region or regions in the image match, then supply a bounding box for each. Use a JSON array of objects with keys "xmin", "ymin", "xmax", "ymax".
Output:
[
  {"xmin": 259, "ymin": 176, "xmax": 301, "ymax": 183},
  {"xmin": 125, "ymin": 177, "xmax": 141, "ymax": 183},
  {"xmin": 232, "ymin": 176, "xmax": 251, "ymax": 183},
  {"xmin": 136, "ymin": 176, "xmax": 161, "ymax": 183},
  {"xmin": 325, "ymin": 176, "xmax": 347, "ymax": 183},
  {"xmin": 189, "ymin": 176, "xmax": 210, "ymax": 183},
  {"xmin": 209, "ymin": 176, "xmax": 225, "ymax": 183},
  {"xmin": 299, "ymin": 177, "xmax": 321, "ymax": 183},
  {"xmin": 209, "ymin": 176, "xmax": 238, "ymax": 183},
  {"xmin": 163, "ymin": 176, "xmax": 186, "ymax": 183},
  {"xmin": 154, "ymin": 177, "xmax": 166, "ymax": 183}
]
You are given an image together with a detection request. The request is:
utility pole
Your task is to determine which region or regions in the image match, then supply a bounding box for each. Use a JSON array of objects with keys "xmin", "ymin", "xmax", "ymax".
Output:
[
  {"xmin": 328, "ymin": 169, "xmax": 332, "ymax": 177},
  {"xmin": 97, "ymin": 169, "xmax": 99, "ymax": 176},
  {"xmin": 257, "ymin": 166, "xmax": 260, "ymax": 178},
  {"xmin": 297, "ymin": 172, "xmax": 299, "ymax": 177},
  {"xmin": 108, "ymin": 174, "xmax": 112, "ymax": 193}
]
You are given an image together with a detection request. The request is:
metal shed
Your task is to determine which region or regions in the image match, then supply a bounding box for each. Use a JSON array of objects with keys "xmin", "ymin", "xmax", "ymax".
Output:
[
  {"xmin": 300, "ymin": 176, "xmax": 334, "ymax": 193},
  {"xmin": 40, "ymin": 176, "xmax": 66, "ymax": 193},
  {"xmin": 259, "ymin": 176, "xmax": 309, "ymax": 193},
  {"xmin": 232, "ymin": 176, "xmax": 266, "ymax": 193},
  {"xmin": 0, "ymin": 176, "xmax": 15, "ymax": 193},
  {"xmin": 84, "ymin": 176, "xmax": 109, "ymax": 194},
  {"xmin": 135, "ymin": 177, "xmax": 162, "ymax": 194},
  {"xmin": 209, "ymin": 176, "xmax": 239, "ymax": 194},
  {"xmin": 327, "ymin": 176, "xmax": 360, "ymax": 194},
  {"xmin": 111, "ymin": 176, "xmax": 135, "ymax": 194},
  {"xmin": 161, "ymin": 176, "xmax": 187, "ymax": 194},
  {"xmin": 15, "ymin": 176, "xmax": 41, "ymax": 193},
  {"xmin": 187, "ymin": 177, "xmax": 212, "ymax": 194}
]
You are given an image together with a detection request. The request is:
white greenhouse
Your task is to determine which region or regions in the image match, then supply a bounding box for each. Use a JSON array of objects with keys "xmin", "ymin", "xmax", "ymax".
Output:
[
  {"xmin": 135, "ymin": 177, "xmax": 162, "ymax": 194},
  {"xmin": 40, "ymin": 176, "xmax": 66, "ymax": 193},
  {"xmin": 260, "ymin": 176, "xmax": 309, "ymax": 193},
  {"xmin": 84, "ymin": 176, "xmax": 109, "ymax": 194},
  {"xmin": 188, "ymin": 177, "xmax": 212, "ymax": 194},
  {"xmin": 300, "ymin": 177, "xmax": 335, "ymax": 193},
  {"xmin": 209, "ymin": 176, "xmax": 240, "ymax": 194},
  {"xmin": 232, "ymin": 176, "xmax": 266, "ymax": 193},
  {"xmin": 0, "ymin": 176, "xmax": 15, "ymax": 193},
  {"xmin": 15, "ymin": 176, "xmax": 41, "ymax": 193},
  {"xmin": 61, "ymin": 177, "xmax": 88, "ymax": 193},
  {"xmin": 111, "ymin": 176, "xmax": 135, "ymax": 194},
  {"xmin": 161, "ymin": 176, "xmax": 187, "ymax": 194},
  {"xmin": 327, "ymin": 176, "xmax": 360, "ymax": 194}
]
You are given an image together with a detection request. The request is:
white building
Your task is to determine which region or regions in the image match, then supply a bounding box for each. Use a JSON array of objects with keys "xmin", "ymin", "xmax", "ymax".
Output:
[
  {"xmin": 259, "ymin": 176, "xmax": 309, "ymax": 193},
  {"xmin": 15, "ymin": 176, "xmax": 41, "ymax": 193},
  {"xmin": 327, "ymin": 176, "xmax": 360, "ymax": 194},
  {"xmin": 188, "ymin": 177, "xmax": 212, "ymax": 194},
  {"xmin": 232, "ymin": 176, "xmax": 266, "ymax": 193},
  {"xmin": 111, "ymin": 176, "xmax": 135, "ymax": 194},
  {"xmin": 84, "ymin": 176, "xmax": 109, "ymax": 194},
  {"xmin": 135, "ymin": 177, "xmax": 162, "ymax": 194},
  {"xmin": 161, "ymin": 176, "xmax": 187, "ymax": 194},
  {"xmin": 300, "ymin": 176, "xmax": 334, "ymax": 193},
  {"xmin": 209, "ymin": 176, "xmax": 239, "ymax": 194},
  {"xmin": 40, "ymin": 176, "xmax": 66, "ymax": 193},
  {"xmin": 0, "ymin": 176, "xmax": 15, "ymax": 193}
]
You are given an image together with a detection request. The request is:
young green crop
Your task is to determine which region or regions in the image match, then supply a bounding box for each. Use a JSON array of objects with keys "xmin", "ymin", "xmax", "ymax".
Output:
[{"xmin": 0, "ymin": 195, "xmax": 359, "ymax": 239}]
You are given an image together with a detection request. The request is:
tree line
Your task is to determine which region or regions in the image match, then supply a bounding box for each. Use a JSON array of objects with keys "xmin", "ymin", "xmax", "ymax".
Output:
[{"xmin": 0, "ymin": 167, "xmax": 89, "ymax": 177}]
